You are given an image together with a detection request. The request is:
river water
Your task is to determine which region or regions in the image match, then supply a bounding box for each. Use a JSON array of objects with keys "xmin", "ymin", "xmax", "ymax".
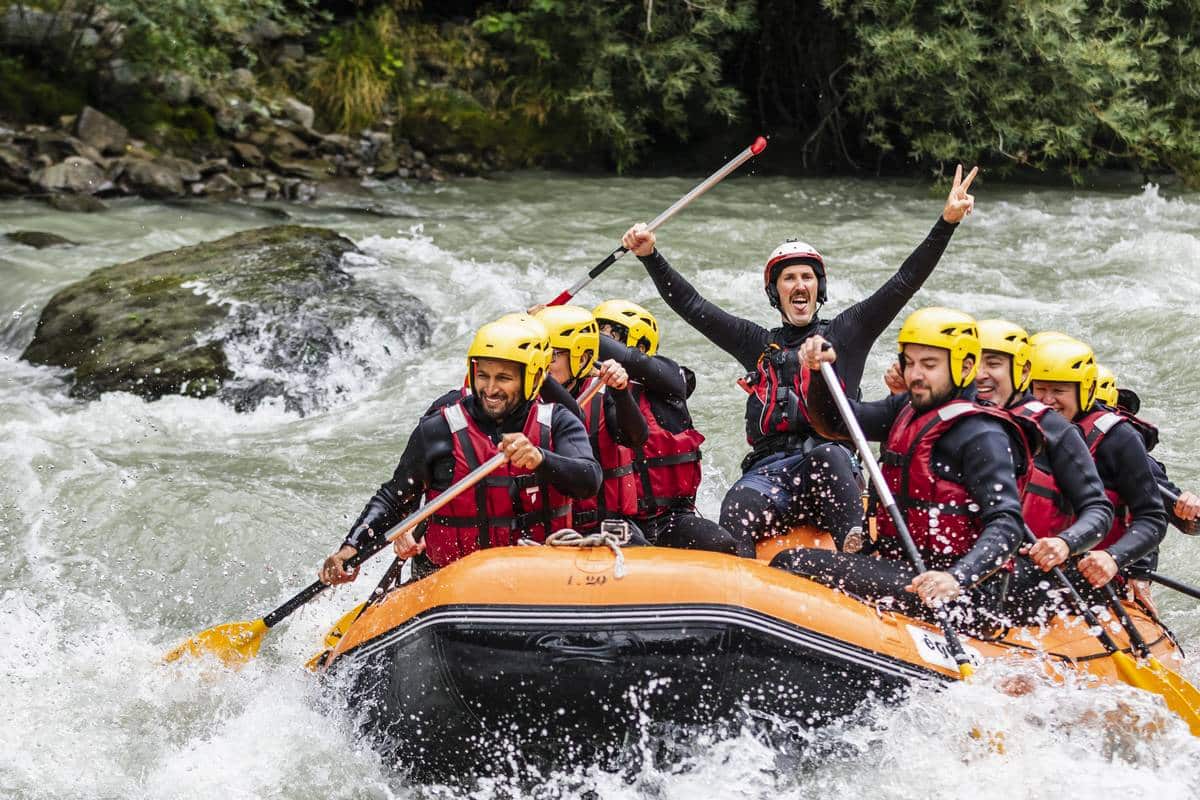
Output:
[{"xmin": 3, "ymin": 173, "xmax": 1200, "ymax": 798}]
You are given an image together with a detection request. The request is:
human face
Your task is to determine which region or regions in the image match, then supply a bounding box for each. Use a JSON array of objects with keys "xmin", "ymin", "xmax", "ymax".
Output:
[
  {"xmin": 776, "ymin": 263, "xmax": 820, "ymax": 326},
  {"xmin": 900, "ymin": 343, "xmax": 966, "ymax": 412},
  {"xmin": 472, "ymin": 358, "xmax": 523, "ymax": 419},
  {"xmin": 599, "ymin": 321, "xmax": 648, "ymax": 353},
  {"xmin": 547, "ymin": 348, "xmax": 571, "ymax": 385},
  {"xmin": 975, "ymin": 351, "xmax": 1014, "ymax": 406},
  {"xmin": 1031, "ymin": 380, "xmax": 1080, "ymax": 419}
]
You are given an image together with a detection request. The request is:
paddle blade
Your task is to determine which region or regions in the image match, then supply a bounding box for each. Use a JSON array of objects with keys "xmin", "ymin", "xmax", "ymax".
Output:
[
  {"xmin": 1110, "ymin": 651, "xmax": 1200, "ymax": 736},
  {"xmin": 163, "ymin": 618, "xmax": 269, "ymax": 668}
]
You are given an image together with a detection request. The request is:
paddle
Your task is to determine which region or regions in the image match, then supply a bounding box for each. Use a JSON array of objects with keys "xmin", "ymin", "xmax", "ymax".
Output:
[
  {"xmin": 817, "ymin": 359, "xmax": 975, "ymax": 678},
  {"xmin": 1021, "ymin": 527, "xmax": 1200, "ymax": 733},
  {"xmin": 1145, "ymin": 571, "xmax": 1200, "ymax": 601},
  {"xmin": 164, "ymin": 451, "xmax": 508, "ymax": 667},
  {"xmin": 1159, "ymin": 485, "xmax": 1200, "ymax": 535},
  {"xmin": 1100, "ymin": 582, "xmax": 1200, "ymax": 734},
  {"xmin": 547, "ymin": 136, "xmax": 768, "ymax": 306}
]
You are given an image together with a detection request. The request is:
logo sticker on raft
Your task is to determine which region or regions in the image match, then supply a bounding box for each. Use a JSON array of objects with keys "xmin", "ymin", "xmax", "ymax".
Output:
[{"xmin": 906, "ymin": 625, "xmax": 984, "ymax": 671}]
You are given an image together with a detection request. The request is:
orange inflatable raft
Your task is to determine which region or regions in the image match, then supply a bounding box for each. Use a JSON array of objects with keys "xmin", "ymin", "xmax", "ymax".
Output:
[{"xmin": 318, "ymin": 530, "xmax": 1184, "ymax": 777}]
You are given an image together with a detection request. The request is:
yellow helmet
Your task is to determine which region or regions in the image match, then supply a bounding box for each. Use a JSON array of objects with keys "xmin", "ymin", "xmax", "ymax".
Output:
[
  {"xmin": 1029, "ymin": 337, "xmax": 1098, "ymax": 412},
  {"xmin": 1095, "ymin": 365, "xmax": 1118, "ymax": 407},
  {"xmin": 496, "ymin": 312, "xmax": 549, "ymax": 339},
  {"xmin": 535, "ymin": 304, "xmax": 599, "ymax": 382},
  {"xmin": 896, "ymin": 307, "xmax": 981, "ymax": 388},
  {"xmin": 1028, "ymin": 330, "xmax": 1077, "ymax": 349},
  {"xmin": 467, "ymin": 319, "xmax": 551, "ymax": 401},
  {"xmin": 978, "ymin": 319, "xmax": 1032, "ymax": 392},
  {"xmin": 593, "ymin": 299, "xmax": 660, "ymax": 356}
]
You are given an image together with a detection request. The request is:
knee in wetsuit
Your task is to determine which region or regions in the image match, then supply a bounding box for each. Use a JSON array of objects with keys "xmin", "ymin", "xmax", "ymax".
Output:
[
  {"xmin": 720, "ymin": 485, "xmax": 786, "ymax": 558},
  {"xmin": 802, "ymin": 443, "xmax": 865, "ymax": 548}
]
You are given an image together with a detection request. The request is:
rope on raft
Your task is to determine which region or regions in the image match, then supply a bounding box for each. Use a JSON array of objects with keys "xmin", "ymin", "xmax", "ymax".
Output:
[{"xmin": 520, "ymin": 529, "xmax": 627, "ymax": 578}]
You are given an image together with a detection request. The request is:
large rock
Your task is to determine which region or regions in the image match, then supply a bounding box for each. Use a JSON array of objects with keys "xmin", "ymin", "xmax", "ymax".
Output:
[
  {"xmin": 21, "ymin": 226, "xmax": 432, "ymax": 413},
  {"xmin": 33, "ymin": 157, "xmax": 106, "ymax": 193},
  {"xmin": 6, "ymin": 230, "xmax": 76, "ymax": 248},
  {"xmin": 281, "ymin": 97, "xmax": 315, "ymax": 130},
  {"xmin": 113, "ymin": 158, "xmax": 185, "ymax": 197},
  {"xmin": 75, "ymin": 106, "xmax": 128, "ymax": 155}
]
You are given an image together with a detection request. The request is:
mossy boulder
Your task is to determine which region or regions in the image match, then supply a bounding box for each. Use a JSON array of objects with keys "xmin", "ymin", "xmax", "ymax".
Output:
[{"xmin": 22, "ymin": 225, "xmax": 432, "ymax": 412}]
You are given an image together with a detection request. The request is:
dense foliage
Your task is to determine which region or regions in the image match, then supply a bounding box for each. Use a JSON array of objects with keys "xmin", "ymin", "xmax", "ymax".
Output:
[{"xmin": 4, "ymin": 0, "xmax": 1200, "ymax": 181}]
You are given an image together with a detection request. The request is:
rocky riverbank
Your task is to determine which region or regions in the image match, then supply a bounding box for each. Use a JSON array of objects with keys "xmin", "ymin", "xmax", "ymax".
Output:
[{"xmin": 0, "ymin": 99, "xmax": 450, "ymax": 209}]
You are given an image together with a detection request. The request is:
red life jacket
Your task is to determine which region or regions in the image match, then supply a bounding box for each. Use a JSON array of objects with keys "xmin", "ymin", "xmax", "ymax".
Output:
[
  {"xmin": 631, "ymin": 390, "xmax": 704, "ymax": 518},
  {"xmin": 1010, "ymin": 400, "xmax": 1079, "ymax": 539},
  {"xmin": 738, "ymin": 343, "xmax": 814, "ymax": 441},
  {"xmin": 1077, "ymin": 409, "xmax": 1135, "ymax": 550},
  {"xmin": 573, "ymin": 379, "xmax": 638, "ymax": 530},
  {"xmin": 423, "ymin": 401, "xmax": 572, "ymax": 566},
  {"xmin": 876, "ymin": 399, "xmax": 1031, "ymax": 558}
]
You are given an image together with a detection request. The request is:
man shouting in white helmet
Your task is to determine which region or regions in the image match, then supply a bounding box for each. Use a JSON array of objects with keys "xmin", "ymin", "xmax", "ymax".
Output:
[{"xmin": 621, "ymin": 165, "xmax": 978, "ymax": 557}]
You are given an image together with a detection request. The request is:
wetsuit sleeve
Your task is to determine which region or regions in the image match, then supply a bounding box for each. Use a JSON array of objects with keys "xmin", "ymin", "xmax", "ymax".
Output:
[
  {"xmin": 637, "ymin": 250, "xmax": 771, "ymax": 369},
  {"xmin": 536, "ymin": 405, "xmax": 603, "ymax": 499},
  {"xmin": 822, "ymin": 218, "xmax": 958, "ymax": 392},
  {"xmin": 539, "ymin": 376, "xmax": 583, "ymax": 421},
  {"xmin": 1093, "ymin": 425, "xmax": 1167, "ymax": 569},
  {"xmin": 803, "ymin": 371, "xmax": 906, "ymax": 442},
  {"xmin": 343, "ymin": 415, "xmax": 451, "ymax": 552},
  {"xmin": 599, "ymin": 336, "xmax": 687, "ymax": 399},
  {"xmin": 1040, "ymin": 412, "xmax": 1113, "ymax": 555},
  {"xmin": 944, "ymin": 419, "xmax": 1025, "ymax": 587},
  {"xmin": 1148, "ymin": 458, "xmax": 1199, "ymax": 534},
  {"xmin": 606, "ymin": 387, "xmax": 649, "ymax": 447}
]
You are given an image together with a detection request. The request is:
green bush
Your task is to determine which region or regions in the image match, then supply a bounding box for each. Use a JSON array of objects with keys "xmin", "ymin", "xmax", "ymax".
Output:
[
  {"xmin": 824, "ymin": 0, "xmax": 1200, "ymax": 183},
  {"xmin": 475, "ymin": 0, "xmax": 756, "ymax": 170}
]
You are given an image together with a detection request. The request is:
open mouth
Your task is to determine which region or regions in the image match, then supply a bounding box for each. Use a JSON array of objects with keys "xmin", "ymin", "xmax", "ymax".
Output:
[{"xmin": 788, "ymin": 293, "xmax": 809, "ymax": 315}]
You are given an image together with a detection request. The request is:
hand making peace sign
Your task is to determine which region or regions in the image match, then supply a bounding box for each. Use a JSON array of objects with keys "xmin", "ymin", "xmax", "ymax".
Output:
[{"xmin": 941, "ymin": 164, "xmax": 979, "ymax": 224}]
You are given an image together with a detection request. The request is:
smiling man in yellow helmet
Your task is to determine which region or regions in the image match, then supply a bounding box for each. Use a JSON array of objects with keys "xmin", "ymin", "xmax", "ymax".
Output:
[
  {"xmin": 534, "ymin": 304, "xmax": 648, "ymax": 536},
  {"xmin": 319, "ymin": 317, "xmax": 601, "ymax": 583},
  {"xmin": 1028, "ymin": 337, "xmax": 1166, "ymax": 593},
  {"xmin": 773, "ymin": 308, "xmax": 1031, "ymax": 627}
]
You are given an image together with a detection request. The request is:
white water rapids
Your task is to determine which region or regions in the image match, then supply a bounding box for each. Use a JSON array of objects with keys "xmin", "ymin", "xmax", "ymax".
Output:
[{"xmin": 2, "ymin": 174, "xmax": 1200, "ymax": 797}]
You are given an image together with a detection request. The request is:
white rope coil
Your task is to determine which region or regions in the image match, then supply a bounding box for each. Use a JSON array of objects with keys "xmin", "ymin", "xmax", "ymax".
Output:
[{"xmin": 520, "ymin": 529, "xmax": 626, "ymax": 578}]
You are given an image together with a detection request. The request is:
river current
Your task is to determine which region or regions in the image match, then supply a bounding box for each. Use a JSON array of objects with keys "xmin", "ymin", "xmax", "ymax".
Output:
[{"xmin": 3, "ymin": 172, "xmax": 1200, "ymax": 798}]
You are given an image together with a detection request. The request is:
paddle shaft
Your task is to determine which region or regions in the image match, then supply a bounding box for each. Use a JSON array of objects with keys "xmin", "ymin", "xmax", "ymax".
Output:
[
  {"xmin": 1020, "ymin": 526, "xmax": 1125, "ymax": 654},
  {"xmin": 1146, "ymin": 571, "xmax": 1200, "ymax": 601},
  {"xmin": 547, "ymin": 136, "xmax": 767, "ymax": 306},
  {"xmin": 262, "ymin": 452, "xmax": 507, "ymax": 629},
  {"xmin": 1103, "ymin": 583, "xmax": 1154, "ymax": 657},
  {"xmin": 817, "ymin": 361, "xmax": 975, "ymax": 674}
]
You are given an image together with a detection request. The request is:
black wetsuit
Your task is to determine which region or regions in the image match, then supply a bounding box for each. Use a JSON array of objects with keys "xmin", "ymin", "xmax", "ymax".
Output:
[
  {"xmin": 1085, "ymin": 417, "xmax": 1167, "ymax": 573},
  {"xmin": 638, "ymin": 217, "xmax": 959, "ymax": 555},
  {"xmin": 771, "ymin": 385, "xmax": 1026, "ymax": 627},
  {"xmin": 1003, "ymin": 393, "xmax": 1114, "ymax": 617},
  {"xmin": 343, "ymin": 394, "xmax": 601, "ymax": 560},
  {"xmin": 599, "ymin": 336, "xmax": 737, "ymax": 554}
]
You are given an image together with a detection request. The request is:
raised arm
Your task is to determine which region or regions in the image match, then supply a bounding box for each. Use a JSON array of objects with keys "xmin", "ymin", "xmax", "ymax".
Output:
[
  {"xmin": 823, "ymin": 167, "xmax": 976, "ymax": 391},
  {"xmin": 623, "ymin": 225, "xmax": 770, "ymax": 370}
]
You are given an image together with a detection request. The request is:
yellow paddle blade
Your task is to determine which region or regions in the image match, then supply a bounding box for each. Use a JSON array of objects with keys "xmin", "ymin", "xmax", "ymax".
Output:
[
  {"xmin": 1147, "ymin": 657, "xmax": 1200, "ymax": 736},
  {"xmin": 303, "ymin": 601, "xmax": 368, "ymax": 672},
  {"xmin": 1110, "ymin": 651, "xmax": 1200, "ymax": 736},
  {"xmin": 322, "ymin": 602, "xmax": 367, "ymax": 649},
  {"xmin": 163, "ymin": 618, "xmax": 269, "ymax": 668}
]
